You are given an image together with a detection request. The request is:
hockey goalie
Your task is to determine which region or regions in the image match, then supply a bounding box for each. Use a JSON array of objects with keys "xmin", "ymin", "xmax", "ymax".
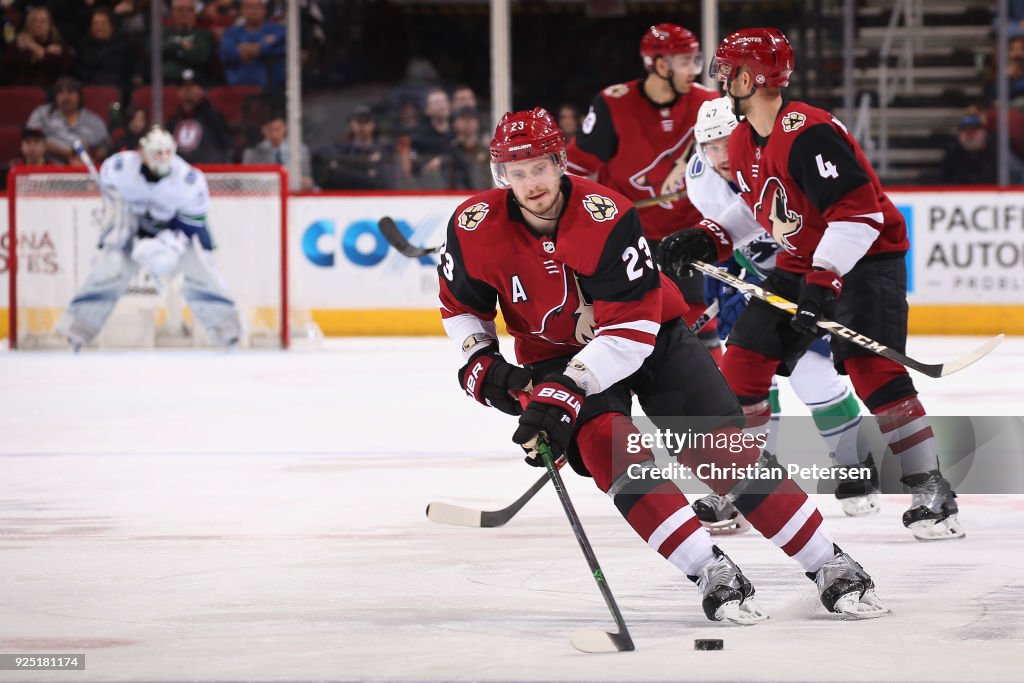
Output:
[{"xmin": 55, "ymin": 127, "xmax": 243, "ymax": 350}]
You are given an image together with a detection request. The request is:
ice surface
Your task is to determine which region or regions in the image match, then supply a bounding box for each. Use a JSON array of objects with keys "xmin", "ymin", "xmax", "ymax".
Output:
[{"xmin": 1, "ymin": 336, "xmax": 1022, "ymax": 682}]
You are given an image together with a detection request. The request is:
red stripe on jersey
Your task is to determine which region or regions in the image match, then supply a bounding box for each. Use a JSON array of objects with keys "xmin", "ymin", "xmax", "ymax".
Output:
[
  {"xmin": 599, "ymin": 326, "xmax": 657, "ymax": 347},
  {"xmin": 594, "ymin": 287, "xmax": 662, "ymax": 332},
  {"xmin": 878, "ymin": 412, "xmax": 919, "ymax": 433},
  {"xmin": 657, "ymin": 515, "xmax": 704, "ymax": 559},
  {"xmin": 743, "ymin": 479, "xmax": 808, "ymax": 538},
  {"xmin": 624, "ymin": 481, "xmax": 689, "ymax": 539},
  {"xmin": 889, "ymin": 426, "xmax": 935, "ymax": 454},
  {"xmin": 826, "ymin": 183, "xmax": 884, "ymax": 229},
  {"xmin": 780, "ymin": 509, "xmax": 824, "ymax": 557}
]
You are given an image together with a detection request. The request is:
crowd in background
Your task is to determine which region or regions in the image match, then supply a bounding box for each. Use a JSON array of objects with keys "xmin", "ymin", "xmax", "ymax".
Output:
[{"xmin": 1, "ymin": 0, "xmax": 1020, "ymax": 189}]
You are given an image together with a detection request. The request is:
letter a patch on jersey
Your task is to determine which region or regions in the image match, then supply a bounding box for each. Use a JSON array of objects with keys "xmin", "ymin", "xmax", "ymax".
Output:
[
  {"xmin": 458, "ymin": 203, "xmax": 490, "ymax": 231},
  {"xmin": 582, "ymin": 194, "xmax": 619, "ymax": 222}
]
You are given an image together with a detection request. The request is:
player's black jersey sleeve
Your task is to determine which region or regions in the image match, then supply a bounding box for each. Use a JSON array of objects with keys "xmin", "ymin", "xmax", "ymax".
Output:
[
  {"xmin": 788, "ymin": 123, "xmax": 872, "ymax": 215},
  {"xmin": 438, "ymin": 219, "xmax": 498, "ymax": 316},
  {"xmin": 573, "ymin": 94, "xmax": 618, "ymax": 163},
  {"xmin": 580, "ymin": 208, "xmax": 660, "ymax": 302}
]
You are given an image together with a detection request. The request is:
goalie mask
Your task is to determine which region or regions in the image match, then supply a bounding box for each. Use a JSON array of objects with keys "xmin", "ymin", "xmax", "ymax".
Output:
[
  {"xmin": 489, "ymin": 107, "xmax": 566, "ymax": 188},
  {"xmin": 140, "ymin": 126, "xmax": 177, "ymax": 177}
]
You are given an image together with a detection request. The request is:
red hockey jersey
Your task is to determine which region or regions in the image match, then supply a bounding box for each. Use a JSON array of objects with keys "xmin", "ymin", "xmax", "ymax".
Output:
[
  {"xmin": 566, "ymin": 80, "xmax": 718, "ymax": 240},
  {"xmin": 727, "ymin": 100, "xmax": 908, "ymax": 275},
  {"xmin": 438, "ymin": 176, "xmax": 687, "ymax": 394}
]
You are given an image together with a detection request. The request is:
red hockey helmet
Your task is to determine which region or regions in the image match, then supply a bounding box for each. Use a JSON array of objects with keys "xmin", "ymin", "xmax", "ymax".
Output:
[
  {"xmin": 640, "ymin": 23, "xmax": 700, "ymax": 70},
  {"xmin": 710, "ymin": 27, "xmax": 794, "ymax": 88},
  {"xmin": 489, "ymin": 107, "xmax": 566, "ymax": 187}
]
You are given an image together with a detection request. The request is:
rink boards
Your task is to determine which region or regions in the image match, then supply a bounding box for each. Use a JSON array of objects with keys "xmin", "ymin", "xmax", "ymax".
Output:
[{"xmin": 2, "ymin": 186, "xmax": 1022, "ymax": 338}]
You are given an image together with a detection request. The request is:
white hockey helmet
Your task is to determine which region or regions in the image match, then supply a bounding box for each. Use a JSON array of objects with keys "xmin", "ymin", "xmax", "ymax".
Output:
[
  {"xmin": 695, "ymin": 97, "xmax": 739, "ymax": 145},
  {"xmin": 140, "ymin": 126, "xmax": 176, "ymax": 177}
]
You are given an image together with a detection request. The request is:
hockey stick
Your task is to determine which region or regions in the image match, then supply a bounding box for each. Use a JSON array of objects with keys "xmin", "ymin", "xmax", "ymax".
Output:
[
  {"xmin": 379, "ymin": 217, "xmax": 440, "ymax": 258},
  {"xmin": 515, "ymin": 393, "xmax": 634, "ymax": 653},
  {"xmin": 426, "ymin": 307, "xmax": 717, "ymax": 529},
  {"xmin": 426, "ymin": 458, "xmax": 565, "ymax": 528},
  {"xmin": 633, "ymin": 189, "xmax": 687, "ymax": 209},
  {"xmin": 692, "ymin": 260, "xmax": 1004, "ymax": 378}
]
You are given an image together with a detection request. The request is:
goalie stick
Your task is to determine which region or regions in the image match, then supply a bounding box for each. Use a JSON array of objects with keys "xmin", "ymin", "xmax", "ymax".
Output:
[
  {"xmin": 379, "ymin": 190, "xmax": 690, "ymax": 259},
  {"xmin": 425, "ymin": 308, "xmax": 719, "ymax": 529},
  {"xmin": 692, "ymin": 260, "xmax": 1004, "ymax": 378}
]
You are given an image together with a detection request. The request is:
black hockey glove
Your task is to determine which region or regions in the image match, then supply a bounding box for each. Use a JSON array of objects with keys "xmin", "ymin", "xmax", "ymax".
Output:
[
  {"xmin": 791, "ymin": 268, "xmax": 843, "ymax": 337},
  {"xmin": 656, "ymin": 219, "xmax": 731, "ymax": 280},
  {"xmin": 458, "ymin": 347, "xmax": 532, "ymax": 416},
  {"xmin": 512, "ymin": 375, "xmax": 584, "ymax": 464}
]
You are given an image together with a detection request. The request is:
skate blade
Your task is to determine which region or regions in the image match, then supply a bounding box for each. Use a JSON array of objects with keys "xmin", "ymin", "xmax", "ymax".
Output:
[
  {"xmin": 839, "ymin": 494, "xmax": 881, "ymax": 517},
  {"xmin": 908, "ymin": 514, "xmax": 966, "ymax": 541},
  {"xmin": 833, "ymin": 590, "xmax": 892, "ymax": 619},
  {"xmin": 701, "ymin": 515, "xmax": 753, "ymax": 536},
  {"xmin": 715, "ymin": 598, "xmax": 769, "ymax": 625}
]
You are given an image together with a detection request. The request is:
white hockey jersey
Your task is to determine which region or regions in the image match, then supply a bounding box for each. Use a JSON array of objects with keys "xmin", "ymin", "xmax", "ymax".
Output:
[
  {"xmin": 685, "ymin": 151, "xmax": 778, "ymax": 274},
  {"xmin": 99, "ymin": 151, "xmax": 211, "ymax": 245}
]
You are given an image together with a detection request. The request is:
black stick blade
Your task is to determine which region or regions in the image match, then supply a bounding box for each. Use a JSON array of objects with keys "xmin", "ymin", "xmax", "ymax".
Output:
[{"xmin": 378, "ymin": 216, "xmax": 439, "ymax": 257}]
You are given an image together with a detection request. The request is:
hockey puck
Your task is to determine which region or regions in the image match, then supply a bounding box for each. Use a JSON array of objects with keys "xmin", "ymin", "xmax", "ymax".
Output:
[{"xmin": 694, "ymin": 639, "xmax": 724, "ymax": 651}]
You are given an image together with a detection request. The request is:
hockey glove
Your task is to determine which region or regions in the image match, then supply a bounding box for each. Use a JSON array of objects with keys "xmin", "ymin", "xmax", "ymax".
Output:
[
  {"xmin": 791, "ymin": 268, "xmax": 843, "ymax": 337},
  {"xmin": 458, "ymin": 347, "xmax": 532, "ymax": 416},
  {"xmin": 512, "ymin": 375, "xmax": 584, "ymax": 464},
  {"xmin": 657, "ymin": 220, "xmax": 732, "ymax": 280}
]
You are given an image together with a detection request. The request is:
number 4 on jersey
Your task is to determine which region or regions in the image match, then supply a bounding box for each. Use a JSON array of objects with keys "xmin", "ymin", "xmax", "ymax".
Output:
[{"xmin": 816, "ymin": 154, "xmax": 839, "ymax": 179}]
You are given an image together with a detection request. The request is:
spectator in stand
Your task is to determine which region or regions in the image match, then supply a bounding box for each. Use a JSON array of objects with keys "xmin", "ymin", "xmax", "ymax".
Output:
[
  {"xmin": 219, "ymin": 0, "xmax": 286, "ymax": 87},
  {"xmin": 994, "ymin": 0, "xmax": 1024, "ymax": 39},
  {"xmin": 407, "ymin": 87, "xmax": 455, "ymax": 189},
  {"xmin": 159, "ymin": 0, "xmax": 217, "ymax": 85},
  {"xmin": 198, "ymin": 0, "xmax": 240, "ymax": 41},
  {"xmin": 242, "ymin": 112, "xmax": 313, "ymax": 189},
  {"xmin": 943, "ymin": 113, "xmax": 997, "ymax": 185},
  {"xmin": 26, "ymin": 76, "xmax": 110, "ymax": 164},
  {"xmin": 111, "ymin": 105, "xmax": 147, "ymax": 151},
  {"xmin": 1, "ymin": 127, "xmax": 51, "ymax": 189},
  {"xmin": 451, "ymin": 84, "xmax": 477, "ymax": 113},
  {"xmin": 166, "ymin": 68, "xmax": 232, "ymax": 163},
  {"xmin": 557, "ymin": 103, "xmax": 581, "ymax": 143},
  {"xmin": 449, "ymin": 106, "xmax": 490, "ymax": 190},
  {"xmin": 76, "ymin": 8, "xmax": 130, "ymax": 94},
  {"xmin": 2, "ymin": 6, "xmax": 71, "ymax": 87},
  {"xmin": 313, "ymin": 105, "xmax": 395, "ymax": 190}
]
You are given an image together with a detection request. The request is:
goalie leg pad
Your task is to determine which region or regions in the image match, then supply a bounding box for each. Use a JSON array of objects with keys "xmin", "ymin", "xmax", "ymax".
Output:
[
  {"xmin": 55, "ymin": 247, "xmax": 138, "ymax": 347},
  {"xmin": 179, "ymin": 247, "xmax": 243, "ymax": 347}
]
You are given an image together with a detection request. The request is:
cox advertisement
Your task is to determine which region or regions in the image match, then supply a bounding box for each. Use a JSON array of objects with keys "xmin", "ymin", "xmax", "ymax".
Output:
[{"xmin": 290, "ymin": 194, "xmax": 468, "ymax": 334}]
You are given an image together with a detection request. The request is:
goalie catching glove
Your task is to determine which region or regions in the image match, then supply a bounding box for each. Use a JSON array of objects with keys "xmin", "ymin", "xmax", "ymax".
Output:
[
  {"xmin": 512, "ymin": 375, "xmax": 584, "ymax": 464},
  {"xmin": 458, "ymin": 346, "xmax": 532, "ymax": 416},
  {"xmin": 656, "ymin": 219, "xmax": 733, "ymax": 280},
  {"xmin": 791, "ymin": 268, "xmax": 842, "ymax": 336}
]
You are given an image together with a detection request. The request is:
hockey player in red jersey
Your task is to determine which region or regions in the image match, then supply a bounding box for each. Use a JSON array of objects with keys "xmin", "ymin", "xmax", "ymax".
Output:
[
  {"xmin": 567, "ymin": 23, "xmax": 721, "ymax": 355},
  {"xmin": 658, "ymin": 27, "xmax": 964, "ymax": 541},
  {"xmin": 439, "ymin": 106, "xmax": 890, "ymax": 622}
]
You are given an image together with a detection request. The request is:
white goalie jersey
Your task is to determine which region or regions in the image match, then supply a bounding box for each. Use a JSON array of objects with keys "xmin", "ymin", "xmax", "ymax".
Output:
[{"xmin": 100, "ymin": 151, "xmax": 212, "ymax": 248}]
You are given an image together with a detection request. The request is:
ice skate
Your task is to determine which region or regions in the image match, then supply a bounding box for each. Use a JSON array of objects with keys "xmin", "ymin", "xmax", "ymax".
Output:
[
  {"xmin": 901, "ymin": 470, "xmax": 965, "ymax": 541},
  {"xmin": 689, "ymin": 546, "xmax": 768, "ymax": 625},
  {"xmin": 693, "ymin": 494, "xmax": 751, "ymax": 535},
  {"xmin": 834, "ymin": 457, "xmax": 881, "ymax": 517},
  {"xmin": 808, "ymin": 545, "xmax": 890, "ymax": 619}
]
